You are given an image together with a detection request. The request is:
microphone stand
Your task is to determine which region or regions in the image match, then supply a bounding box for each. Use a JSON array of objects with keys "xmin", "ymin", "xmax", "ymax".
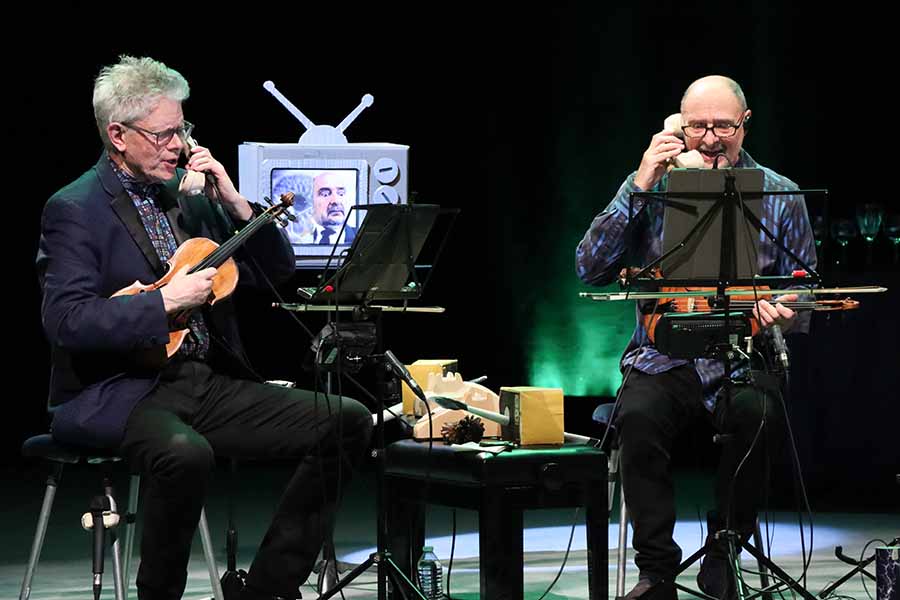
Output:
[{"xmin": 314, "ymin": 345, "xmax": 427, "ymax": 600}]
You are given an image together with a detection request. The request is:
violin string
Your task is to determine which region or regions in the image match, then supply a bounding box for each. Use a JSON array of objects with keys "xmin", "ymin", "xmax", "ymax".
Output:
[
  {"xmin": 194, "ymin": 214, "xmax": 266, "ymax": 272},
  {"xmin": 190, "ymin": 201, "xmax": 281, "ymax": 273}
]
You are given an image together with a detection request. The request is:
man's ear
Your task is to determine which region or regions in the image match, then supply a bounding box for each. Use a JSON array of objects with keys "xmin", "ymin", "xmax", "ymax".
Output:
[
  {"xmin": 106, "ymin": 122, "xmax": 128, "ymax": 153},
  {"xmin": 742, "ymin": 110, "xmax": 752, "ymax": 133}
]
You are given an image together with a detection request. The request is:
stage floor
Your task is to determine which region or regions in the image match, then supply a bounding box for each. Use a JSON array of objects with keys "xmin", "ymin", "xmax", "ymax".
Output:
[{"xmin": 2, "ymin": 463, "xmax": 896, "ymax": 599}]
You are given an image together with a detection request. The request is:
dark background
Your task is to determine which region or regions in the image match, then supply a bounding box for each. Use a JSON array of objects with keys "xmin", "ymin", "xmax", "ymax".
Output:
[{"xmin": 4, "ymin": 5, "xmax": 898, "ymax": 511}]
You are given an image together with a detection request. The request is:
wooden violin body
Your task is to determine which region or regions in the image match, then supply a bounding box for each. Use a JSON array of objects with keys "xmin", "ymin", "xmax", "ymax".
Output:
[
  {"xmin": 111, "ymin": 192, "xmax": 294, "ymax": 364},
  {"xmin": 112, "ymin": 238, "xmax": 239, "ymax": 360}
]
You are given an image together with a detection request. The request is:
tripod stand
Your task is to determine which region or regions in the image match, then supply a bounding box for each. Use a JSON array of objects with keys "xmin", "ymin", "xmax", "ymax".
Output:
[
  {"xmin": 647, "ymin": 351, "xmax": 817, "ymax": 600},
  {"xmin": 314, "ymin": 347, "xmax": 428, "ymax": 600},
  {"xmin": 293, "ymin": 202, "xmax": 455, "ymax": 600},
  {"xmin": 816, "ymin": 536, "xmax": 900, "ymax": 599}
]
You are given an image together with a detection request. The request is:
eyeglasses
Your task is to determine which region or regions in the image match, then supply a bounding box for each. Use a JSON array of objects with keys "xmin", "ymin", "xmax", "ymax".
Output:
[
  {"xmin": 682, "ymin": 115, "xmax": 747, "ymax": 139},
  {"xmin": 122, "ymin": 120, "xmax": 194, "ymax": 146}
]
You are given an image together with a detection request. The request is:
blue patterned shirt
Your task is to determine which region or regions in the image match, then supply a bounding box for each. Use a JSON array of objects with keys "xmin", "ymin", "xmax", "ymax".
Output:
[
  {"xmin": 575, "ymin": 150, "xmax": 817, "ymax": 409},
  {"xmin": 109, "ymin": 157, "xmax": 210, "ymax": 361}
]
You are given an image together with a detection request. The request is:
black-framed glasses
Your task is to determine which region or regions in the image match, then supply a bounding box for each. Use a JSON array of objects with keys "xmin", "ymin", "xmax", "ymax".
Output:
[
  {"xmin": 682, "ymin": 115, "xmax": 747, "ymax": 139},
  {"xmin": 122, "ymin": 120, "xmax": 194, "ymax": 146}
]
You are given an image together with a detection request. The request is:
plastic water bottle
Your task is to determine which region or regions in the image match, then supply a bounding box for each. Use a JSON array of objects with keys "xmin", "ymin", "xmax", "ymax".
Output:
[{"xmin": 416, "ymin": 546, "xmax": 443, "ymax": 599}]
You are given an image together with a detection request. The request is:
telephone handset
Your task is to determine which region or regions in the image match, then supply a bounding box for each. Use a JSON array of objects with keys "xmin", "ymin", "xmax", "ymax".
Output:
[
  {"xmin": 663, "ymin": 113, "xmax": 704, "ymax": 169},
  {"xmin": 177, "ymin": 133, "xmax": 207, "ymax": 196}
]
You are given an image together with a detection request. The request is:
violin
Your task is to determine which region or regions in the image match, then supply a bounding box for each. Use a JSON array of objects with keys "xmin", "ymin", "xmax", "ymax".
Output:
[
  {"xmin": 112, "ymin": 192, "xmax": 295, "ymax": 363},
  {"xmin": 641, "ymin": 286, "xmax": 858, "ymax": 342},
  {"xmin": 615, "ymin": 268, "xmax": 866, "ymax": 343}
]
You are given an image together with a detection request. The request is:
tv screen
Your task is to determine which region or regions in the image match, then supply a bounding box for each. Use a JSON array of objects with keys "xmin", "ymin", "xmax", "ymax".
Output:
[{"xmin": 272, "ymin": 168, "xmax": 361, "ymax": 246}]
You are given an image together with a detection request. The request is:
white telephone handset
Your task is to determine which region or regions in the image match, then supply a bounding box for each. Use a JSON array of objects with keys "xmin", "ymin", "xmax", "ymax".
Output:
[
  {"xmin": 663, "ymin": 113, "xmax": 705, "ymax": 169},
  {"xmin": 178, "ymin": 134, "xmax": 206, "ymax": 196}
]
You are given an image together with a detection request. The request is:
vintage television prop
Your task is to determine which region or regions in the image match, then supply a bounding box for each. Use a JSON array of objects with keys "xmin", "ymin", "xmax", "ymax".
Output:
[{"xmin": 239, "ymin": 82, "xmax": 409, "ymax": 268}]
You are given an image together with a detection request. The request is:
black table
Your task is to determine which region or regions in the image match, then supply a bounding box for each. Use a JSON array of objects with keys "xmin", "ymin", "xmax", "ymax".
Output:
[{"xmin": 384, "ymin": 439, "xmax": 608, "ymax": 600}]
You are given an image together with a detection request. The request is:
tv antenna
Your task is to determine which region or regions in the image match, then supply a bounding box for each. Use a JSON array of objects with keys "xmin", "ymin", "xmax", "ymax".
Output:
[{"xmin": 263, "ymin": 80, "xmax": 373, "ymax": 145}]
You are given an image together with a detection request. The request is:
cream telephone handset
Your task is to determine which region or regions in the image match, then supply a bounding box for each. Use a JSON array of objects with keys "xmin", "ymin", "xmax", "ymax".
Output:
[
  {"xmin": 663, "ymin": 113, "xmax": 704, "ymax": 169},
  {"xmin": 177, "ymin": 133, "xmax": 207, "ymax": 196}
]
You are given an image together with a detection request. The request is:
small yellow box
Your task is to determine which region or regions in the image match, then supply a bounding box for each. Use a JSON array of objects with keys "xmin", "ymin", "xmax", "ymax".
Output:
[
  {"xmin": 499, "ymin": 387, "xmax": 564, "ymax": 446},
  {"xmin": 401, "ymin": 360, "xmax": 458, "ymax": 415}
]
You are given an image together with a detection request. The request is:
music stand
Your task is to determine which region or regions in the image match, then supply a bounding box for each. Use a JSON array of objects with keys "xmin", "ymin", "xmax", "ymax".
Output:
[
  {"xmin": 299, "ymin": 203, "xmax": 447, "ymax": 304},
  {"xmin": 661, "ymin": 168, "xmax": 764, "ymax": 285},
  {"xmin": 626, "ymin": 168, "xmax": 820, "ymax": 290},
  {"xmin": 621, "ymin": 168, "xmax": 822, "ymax": 600},
  {"xmin": 299, "ymin": 202, "xmax": 457, "ymax": 600}
]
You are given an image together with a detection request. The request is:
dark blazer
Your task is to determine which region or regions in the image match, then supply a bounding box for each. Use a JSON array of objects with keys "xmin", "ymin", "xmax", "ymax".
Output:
[{"xmin": 36, "ymin": 153, "xmax": 295, "ymax": 448}]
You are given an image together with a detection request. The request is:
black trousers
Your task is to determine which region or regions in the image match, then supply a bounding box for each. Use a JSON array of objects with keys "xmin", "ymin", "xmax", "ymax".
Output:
[
  {"xmin": 119, "ymin": 361, "xmax": 374, "ymax": 600},
  {"xmin": 615, "ymin": 365, "xmax": 785, "ymax": 581}
]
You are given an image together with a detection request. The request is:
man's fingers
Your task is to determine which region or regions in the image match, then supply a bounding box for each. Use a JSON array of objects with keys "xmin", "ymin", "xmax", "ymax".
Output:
[
  {"xmin": 752, "ymin": 300, "xmax": 778, "ymax": 324},
  {"xmin": 774, "ymin": 302, "xmax": 795, "ymax": 320}
]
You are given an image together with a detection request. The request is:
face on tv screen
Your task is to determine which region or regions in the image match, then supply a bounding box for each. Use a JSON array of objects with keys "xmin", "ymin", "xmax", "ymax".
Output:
[{"xmin": 272, "ymin": 168, "xmax": 360, "ymax": 246}]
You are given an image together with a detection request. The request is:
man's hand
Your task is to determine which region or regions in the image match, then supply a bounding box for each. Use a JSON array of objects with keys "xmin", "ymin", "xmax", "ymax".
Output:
[
  {"xmin": 186, "ymin": 146, "xmax": 253, "ymax": 221},
  {"xmin": 634, "ymin": 128, "xmax": 685, "ymax": 191},
  {"xmin": 751, "ymin": 293, "xmax": 798, "ymax": 332},
  {"xmin": 161, "ymin": 267, "xmax": 217, "ymax": 313}
]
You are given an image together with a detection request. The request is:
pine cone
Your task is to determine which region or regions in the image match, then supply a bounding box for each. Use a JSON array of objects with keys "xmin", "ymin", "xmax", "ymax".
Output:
[{"xmin": 441, "ymin": 415, "xmax": 486, "ymax": 445}]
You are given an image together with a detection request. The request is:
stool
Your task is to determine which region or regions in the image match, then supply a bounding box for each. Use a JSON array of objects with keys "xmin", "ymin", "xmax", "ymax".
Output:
[
  {"xmin": 384, "ymin": 439, "xmax": 608, "ymax": 600},
  {"xmin": 591, "ymin": 402, "xmax": 773, "ymax": 599},
  {"xmin": 19, "ymin": 434, "xmax": 224, "ymax": 600}
]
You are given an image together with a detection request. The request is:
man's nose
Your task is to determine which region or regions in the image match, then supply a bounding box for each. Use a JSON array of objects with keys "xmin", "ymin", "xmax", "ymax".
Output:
[
  {"xmin": 702, "ymin": 128, "xmax": 720, "ymax": 146},
  {"xmin": 168, "ymin": 134, "xmax": 185, "ymax": 154}
]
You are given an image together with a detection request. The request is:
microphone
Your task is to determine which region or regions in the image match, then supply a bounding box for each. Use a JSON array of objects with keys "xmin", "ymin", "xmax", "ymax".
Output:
[
  {"xmin": 429, "ymin": 395, "xmax": 511, "ymax": 426},
  {"xmin": 383, "ymin": 350, "xmax": 428, "ymax": 403},
  {"xmin": 429, "ymin": 396, "xmax": 601, "ymax": 446},
  {"xmin": 770, "ymin": 324, "xmax": 790, "ymax": 370}
]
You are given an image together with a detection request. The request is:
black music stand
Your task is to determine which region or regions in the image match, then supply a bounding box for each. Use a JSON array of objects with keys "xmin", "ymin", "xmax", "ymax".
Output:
[
  {"xmin": 619, "ymin": 168, "xmax": 822, "ymax": 600},
  {"xmin": 301, "ymin": 202, "xmax": 457, "ymax": 600}
]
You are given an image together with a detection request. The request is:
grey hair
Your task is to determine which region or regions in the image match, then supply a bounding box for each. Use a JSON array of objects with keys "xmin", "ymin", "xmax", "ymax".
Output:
[
  {"xmin": 93, "ymin": 55, "xmax": 190, "ymax": 151},
  {"xmin": 680, "ymin": 75, "xmax": 747, "ymax": 113}
]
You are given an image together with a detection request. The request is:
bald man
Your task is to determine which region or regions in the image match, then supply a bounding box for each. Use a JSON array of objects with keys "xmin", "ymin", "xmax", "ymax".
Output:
[
  {"xmin": 576, "ymin": 76, "xmax": 817, "ymax": 600},
  {"xmin": 309, "ymin": 171, "xmax": 357, "ymax": 245}
]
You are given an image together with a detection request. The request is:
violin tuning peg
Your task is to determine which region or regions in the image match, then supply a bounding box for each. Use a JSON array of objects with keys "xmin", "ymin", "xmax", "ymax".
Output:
[{"xmin": 262, "ymin": 196, "xmax": 274, "ymax": 206}]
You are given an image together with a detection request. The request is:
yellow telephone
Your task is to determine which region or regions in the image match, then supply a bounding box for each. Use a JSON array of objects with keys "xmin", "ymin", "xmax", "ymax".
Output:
[
  {"xmin": 663, "ymin": 113, "xmax": 704, "ymax": 169},
  {"xmin": 177, "ymin": 133, "xmax": 206, "ymax": 196}
]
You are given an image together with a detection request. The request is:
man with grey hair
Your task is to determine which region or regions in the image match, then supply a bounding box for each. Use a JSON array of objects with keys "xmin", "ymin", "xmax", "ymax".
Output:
[
  {"xmin": 37, "ymin": 55, "xmax": 373, "ymax": 600},
  {"xmin": 576, "ymin": 75, "xmax": 816, "ymax": 600}
]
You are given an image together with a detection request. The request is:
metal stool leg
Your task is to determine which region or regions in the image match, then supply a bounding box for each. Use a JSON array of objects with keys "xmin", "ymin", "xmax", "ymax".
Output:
[
  {"xmin": 102, "ymin": 478, "xmax": 126, "ymax": 600},
  {"xmin": 608, "ymin": 445, "xmax": 630, "ymax": 599},
  {"xmin": 198, "ymin": 507, "xmax": 224, "ymax": 600},
  {"xmin": 616, "ymin": 485, "xmax": 629, "ymax": 599},
  {"xmin": 608, "ymin": 447, "xmax": 621, "ymax": 515},
  {"xmin": 19, "ymin": 463, "xmax": 64, "ymax": 600},
  {"xmin": 121, "ymin": 475, "xmax": 140, "ymax": 599}
]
